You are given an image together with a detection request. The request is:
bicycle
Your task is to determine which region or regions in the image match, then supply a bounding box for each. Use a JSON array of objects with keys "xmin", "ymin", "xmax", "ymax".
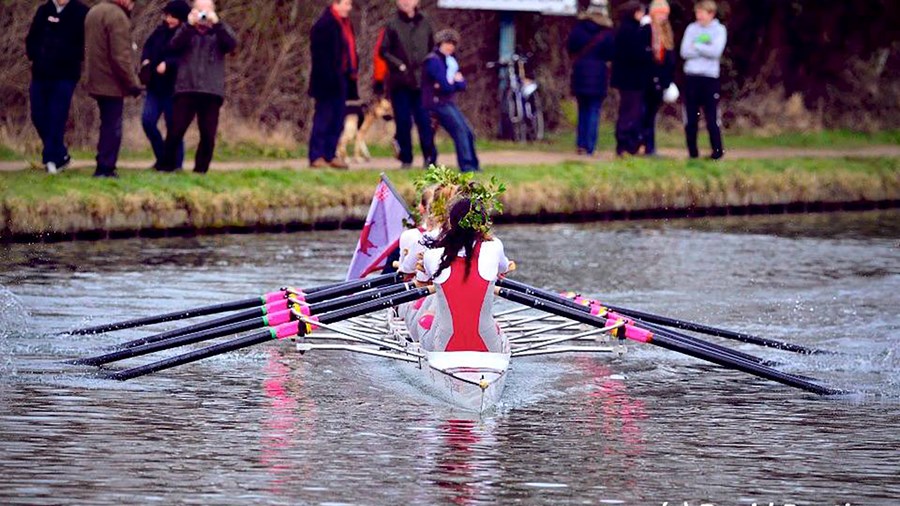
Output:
[{"xmin": 487, "ymin": 53, "xmax": 545, "ymax": 143}]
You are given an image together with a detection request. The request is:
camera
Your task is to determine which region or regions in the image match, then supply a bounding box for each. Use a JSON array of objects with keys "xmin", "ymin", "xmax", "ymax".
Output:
[{"xmin": 198, "ymin": 11, "xmax": 208, "ymax": 21}]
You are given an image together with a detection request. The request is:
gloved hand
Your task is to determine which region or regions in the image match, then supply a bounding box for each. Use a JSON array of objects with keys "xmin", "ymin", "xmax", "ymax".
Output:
[{"xmin": 640, "ymin": 15, "xmax": 651, "ymax": 26}]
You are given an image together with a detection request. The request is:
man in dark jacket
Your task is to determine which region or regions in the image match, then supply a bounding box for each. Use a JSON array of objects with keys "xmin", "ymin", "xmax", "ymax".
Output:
[
  {"xmin": 140, "ymin": 0, "xmax": 190, "ymax": 171},
  {"xmin": 25, "ymin": 0, "xmax": 89, "ymax": 174},
  {"xmin": 308, "ymin": 0, "xmax": 356, "ymax": 169},
  {"xmin": 380, "ymin": 0, "xmax": 436, "ymax": 168},
  {"xmin": 157, "ymin": 0, "xmax": 238, "ymax": 174},
  {"xmin": 610, "ymin": 1, "xmax": 653, "ymax": 156},
  {"xmin": 422, "ymin": 29, "xmax": 478, "ymax": 173},
  {"xmin": 84, "ymin": 0, "xmax": 143, "ymax": 178},
  {"xmin": 566, "ymin": 0, "xmax": 614, "ymax": 156}
]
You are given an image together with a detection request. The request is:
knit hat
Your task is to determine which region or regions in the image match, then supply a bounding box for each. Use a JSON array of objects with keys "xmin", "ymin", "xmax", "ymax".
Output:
[
  {"xmin": 586, "ymin": 0, "xmax": 609, "ymax": 17},
  {"xmin": 649, "ymin": 0, "xmax": 671, "ymax": 15},
  {"xmin": 435, "ymin": 28, "xmax": 461, "ymax": 45},
  {"xmin": 163, "ymin": 0, "xmax": 191, "ymax": 22}
]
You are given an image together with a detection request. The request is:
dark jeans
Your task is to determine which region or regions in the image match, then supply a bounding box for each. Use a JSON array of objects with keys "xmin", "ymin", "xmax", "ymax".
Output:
[
  {"xmin": 160, "ymin": 93, "xmax": 223, "ymax": 173},
  {"xmin": 641, "ymin": 89, "xmax": 663, "ymax": 155},
  {"xmin": 391, "ymin": 88, "xmax": 436, "ymax": 165},
  {"xmin": 683, "ymin": 75, "xmax": 723, "ymax": 158},
  {"xmin": 575, "ymin": 94, "xmax": 604, "ymax": 155},
  {"xmin": 431, "ymin": 103, "xmax": 479, "ymax": 173},
  {"xmin": 94, "ymin": 96, "xmax": 124, "ymax": 175},
  {"xmin": 142, "ymin": 92, "xmax": 183, "ymax": 169},
  {"xmin": 615, "ymin": 89, "xmax": 644, "ymax": 155},
  {"xmin": 308, "ymin": 95, "xmax": 346, "ymax": 163},
  {"xmin": 30, "ymin": 79, "xmax": 76, "ymax": 165}
]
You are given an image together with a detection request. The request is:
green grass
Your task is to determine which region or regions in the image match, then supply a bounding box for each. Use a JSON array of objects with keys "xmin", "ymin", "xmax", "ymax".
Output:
[
  {"xmin": 3, "ymin": 127, "xmax": 898, "ymax": 163},
  {"xmin": 2, "ymin": 156, "xmax": 897, "ymax": 238}
]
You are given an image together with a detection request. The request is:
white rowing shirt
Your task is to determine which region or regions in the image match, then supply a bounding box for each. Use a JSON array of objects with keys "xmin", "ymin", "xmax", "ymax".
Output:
[
  {"xmin": 398, "ymin": 227, "xmax": 440, "ymax": 283},
  {"xmin": 423, "ymin": 238, "xmax": 510, "ymax": 284}
]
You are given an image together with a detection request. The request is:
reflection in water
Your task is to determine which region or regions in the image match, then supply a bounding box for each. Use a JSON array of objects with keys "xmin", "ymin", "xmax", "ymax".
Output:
[
  {"xmin": 259, "ymin": 348, "xmax": 317, "ymax": 496},
  {"xmin": 428, "ymin": 418, "xmax": 499, "ymax": 506}
]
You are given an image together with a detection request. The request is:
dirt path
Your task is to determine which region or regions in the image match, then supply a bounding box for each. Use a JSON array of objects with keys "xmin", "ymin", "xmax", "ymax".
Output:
[{"xmin": 2, "ymin": 145, "xmax": 898, "ymax": 172}]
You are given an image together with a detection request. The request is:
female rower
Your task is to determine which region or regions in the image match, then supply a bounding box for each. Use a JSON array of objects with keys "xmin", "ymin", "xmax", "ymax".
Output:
[
  {"xmin": 395, "ymin": 182, "xmax": 458, "ymax": 340},
  {"xmin": 417, "ymin": 195, "xmax": 511, "ymax": 353}
]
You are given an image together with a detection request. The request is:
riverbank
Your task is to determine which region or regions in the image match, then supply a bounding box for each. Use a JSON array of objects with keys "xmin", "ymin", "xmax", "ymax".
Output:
[{"xmin": 2, "ymin": 156, "xmax": 897, "ymax": 242}]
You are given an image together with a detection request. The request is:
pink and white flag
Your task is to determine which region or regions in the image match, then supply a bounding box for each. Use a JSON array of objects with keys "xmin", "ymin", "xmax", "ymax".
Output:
[{"xmin": 346, "ymin": 174, "xmax": 412, "ymax": 280}]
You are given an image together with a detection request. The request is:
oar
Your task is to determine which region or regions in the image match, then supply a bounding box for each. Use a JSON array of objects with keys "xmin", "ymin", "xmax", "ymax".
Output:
[
  {"xmin": 496, "ymin": 277, "xmax": 831, "ymax": 355},
  {"xmin": 68, "ymin": 272, "xmax": 402, "ymax": 335},
  {"xmin": 105, "ymin": 286, "xmax": 433, "ymax": 381},
  {"xmin": 497, "ymin": 287, "xmax": 845, "ymax": 396},
  {"xmin": 76, "ymin": 282, "xmax": 413, "ymax": 366},
  {"xmin": 113, "ymin": 280, "xmax": 410, "ymax": 351}
]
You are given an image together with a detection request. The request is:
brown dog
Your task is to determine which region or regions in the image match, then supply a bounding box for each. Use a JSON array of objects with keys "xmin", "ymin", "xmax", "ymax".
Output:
[{"xmin": 337, "ymin": 97, "xmax": 394, "ymax": 164}]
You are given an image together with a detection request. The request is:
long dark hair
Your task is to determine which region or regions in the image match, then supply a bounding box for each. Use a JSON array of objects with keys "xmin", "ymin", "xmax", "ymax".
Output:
[{"xmin": 424, "ymin": 197, "xmax": 487, "ymax": 280}]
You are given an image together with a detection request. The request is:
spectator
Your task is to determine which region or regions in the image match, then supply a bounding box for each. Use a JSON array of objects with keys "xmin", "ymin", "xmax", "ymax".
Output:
[
  {"xmin": 308, "ymin": 0, "xmax": 357, "ymax": 170},
  {"xmin": 157, "ymin": 0, "xmax": 238, "ymax": 174},
  {"xmin": 681, "ymin": 0, "xmax": 727, "ymax": 159},
  {"xmin": 566, "ymin": 0, "xmax": 614, "ymax": 157},
  {"xmin": 422, "ymin": 29, "xmax": 479, "ymax": 173},
  {"xmin": 25, "ymin": 0, "xmax": 89, "ymax": 175},
  {"xmin": 380, "ymin": 0, "xmax": 437, "ymax": 169},
  {"xmin": 140, "ymin": 0, "xmax": 190, "ymax": 171},
  {"xmin": 611, "ymin": 1, "xmax": 653, "ymax": 157},
  {"xmin": 641, "ymin": 0, "xmax": 676, "ymax": 156},
  {"xmin": 84, "ymin": 0, "xmax": 142, "ymax": 178}
]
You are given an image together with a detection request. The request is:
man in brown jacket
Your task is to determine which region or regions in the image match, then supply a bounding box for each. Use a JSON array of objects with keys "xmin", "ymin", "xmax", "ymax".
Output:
[{"xmin": 84, "ymin": 0, "xmax": 142, "ymax": 177}]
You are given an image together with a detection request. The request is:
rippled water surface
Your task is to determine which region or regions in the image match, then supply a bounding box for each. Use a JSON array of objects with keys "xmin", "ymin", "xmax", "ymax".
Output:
[{"xmin": 1, "ymin": 211, "xmax": 899, "ymax": 505}]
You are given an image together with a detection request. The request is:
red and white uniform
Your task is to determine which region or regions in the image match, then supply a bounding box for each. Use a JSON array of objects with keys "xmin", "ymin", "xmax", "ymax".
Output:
[{"xmin": 418, "ymin": 238, "xmax": 510, "ymax": 353}]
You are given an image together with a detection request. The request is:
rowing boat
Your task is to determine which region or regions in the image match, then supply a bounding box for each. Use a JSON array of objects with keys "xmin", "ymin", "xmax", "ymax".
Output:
[{"xmin": 293, "ymin": 306, "xmax": 626, "ymax": 413}]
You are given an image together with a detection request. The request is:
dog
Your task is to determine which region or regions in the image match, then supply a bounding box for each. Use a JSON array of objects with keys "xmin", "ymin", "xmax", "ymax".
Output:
[{"xmin": 337, "ymin": 97, "xmax": 394, "ymax": 164}]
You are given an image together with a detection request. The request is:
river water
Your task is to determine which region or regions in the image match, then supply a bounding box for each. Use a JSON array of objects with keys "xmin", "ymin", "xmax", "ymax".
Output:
[{"xmin": 1, "ymin": 211, "xmax": 898, "ymax": 505}]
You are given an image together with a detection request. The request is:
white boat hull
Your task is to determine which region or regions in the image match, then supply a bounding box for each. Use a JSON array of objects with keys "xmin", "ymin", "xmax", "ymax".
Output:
[{"xmin": 414, "ymin": 350, "xmax": 510, "ymax": 413}]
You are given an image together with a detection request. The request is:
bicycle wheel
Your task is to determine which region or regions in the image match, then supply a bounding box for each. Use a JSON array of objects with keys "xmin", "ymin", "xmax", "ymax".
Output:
[{"xmin": 524, "ymin": 91, "xmax": 545, "ymax": 142}]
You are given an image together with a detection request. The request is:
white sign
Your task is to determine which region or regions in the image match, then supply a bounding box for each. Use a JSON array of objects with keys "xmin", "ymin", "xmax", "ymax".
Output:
[{"xmin": 437, "ymin": 0, "xmax": 577, "ymax": 15}]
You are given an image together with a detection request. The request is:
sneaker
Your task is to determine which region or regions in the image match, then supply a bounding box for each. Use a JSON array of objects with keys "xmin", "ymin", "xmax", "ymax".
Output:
[
  {"xmin": 310, "ymin": 158, "xmax": 329, "ymax": 168},
  {"xmin": 709, "ymin": 150, "xmax": 724, "ymax": 160},
  {"xmin": 46, "ymin": 162, "xmax": 58, "ymax": 175}
]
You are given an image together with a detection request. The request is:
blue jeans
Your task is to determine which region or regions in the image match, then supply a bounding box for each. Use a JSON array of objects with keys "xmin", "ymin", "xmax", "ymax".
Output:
[
  {"xmin": 309, "ymin": 95, "xmax": 346, "ymax": 163},
  {"xmin": 391, "ymin": 88, "xmax": 436, "ymax": 165},
  {"xmin": 431, "ymin": 103, "xmax": 479, "ymax": 172},
  {"xmin": 142, "ymin": 92, "xmax": 183, "ymax": 169},
  {"xmin": 29, "ymin": 79, "xmax": 76, "ymax": 165},
  {"xmin": 575, "ymin": 95, "xmax": 604, "ymax": 154}
]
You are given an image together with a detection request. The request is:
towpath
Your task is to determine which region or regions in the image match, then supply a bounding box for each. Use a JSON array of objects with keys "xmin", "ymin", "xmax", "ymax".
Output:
[{"xmin": 1, "ymin": 145, "xmax": 898, "ymax": 172}]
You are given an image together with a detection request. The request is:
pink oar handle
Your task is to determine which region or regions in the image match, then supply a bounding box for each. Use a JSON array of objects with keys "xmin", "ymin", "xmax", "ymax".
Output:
[
  {"xmin": 604, "ymin": 311, "xmax": 653, "ymax": 343},
  {"xmin": 265, "ymin": 299, "xmax": 289, "ymax": 314},
  {"xmin": 273, "ymin": 316, "xmax": 319, "ymax": 340},
  {"xmin": 265, "ymin": 308, "xmax": 293, "ymax": 326},
  {"xmin": 264, "ymin": 290, "xmax": 287, "ymax": 304}
]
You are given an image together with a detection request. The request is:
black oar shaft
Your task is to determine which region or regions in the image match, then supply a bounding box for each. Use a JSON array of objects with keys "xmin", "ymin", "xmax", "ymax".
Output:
[
  {"xmin": 497, "ymin": 278, "xmax": 828, "ymax": 355},
  {"xmin": 306, "ymin": 282, "xmax": 409, "ymax": 314},
  {"xmin": 108, "ymin": 285, "xmax": 432, "ymax": 381},
  {"xmin": 69, "ymin": 296, "xmax": 265, "ymax": 335},
  {"xmin": 107, "ymin": 330, "xmax": 273, "ymax": 381},
  {"xmin": 497, "ymin": 287, "xmax": 843, "ymax": 396},
  {"xmin": 116, "ymin": 306, "xmax": 267, "ymax": 350},
  {"xmin": 79, "ymin": 318, "xmax": 268, "ymax": 366},
  {"xmin": 302, "ymin": 272, "xmax": 401, "ymax": 304}
]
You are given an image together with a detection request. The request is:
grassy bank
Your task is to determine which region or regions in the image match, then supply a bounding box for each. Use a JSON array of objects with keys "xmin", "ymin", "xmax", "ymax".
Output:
[
  {"xmin": 1, "ymin": 157, "xmax": 897, "ymax": 240},
  {"xmin": 2, "ymin": 128, "xmax": 899, "ymax": 163}
]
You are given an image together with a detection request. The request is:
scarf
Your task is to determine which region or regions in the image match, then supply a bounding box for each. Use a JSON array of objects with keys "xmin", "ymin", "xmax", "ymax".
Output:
[
  {"xmin": 331, "ymin": 6, "xmax": 358, "ymax": 77},
  {"xmin": 651, "ymin": 20, "xmax": 674, "ymax": 63}
]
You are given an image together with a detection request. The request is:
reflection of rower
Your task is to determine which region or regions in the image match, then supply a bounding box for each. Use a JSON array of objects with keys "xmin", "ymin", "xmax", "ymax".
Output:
[{"xmin": 419, "ymin": 196, "xmax": 512, "ymax": 353}]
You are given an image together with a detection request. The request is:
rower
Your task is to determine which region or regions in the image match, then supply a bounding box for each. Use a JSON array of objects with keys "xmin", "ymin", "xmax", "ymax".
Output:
[
  {"xmin": 395, "ymin": 183, "xmax": 458, "ymax": 341},
  {"xmin": 418, "ymin": 195, "xmax": 511, "ymax": 353}
]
